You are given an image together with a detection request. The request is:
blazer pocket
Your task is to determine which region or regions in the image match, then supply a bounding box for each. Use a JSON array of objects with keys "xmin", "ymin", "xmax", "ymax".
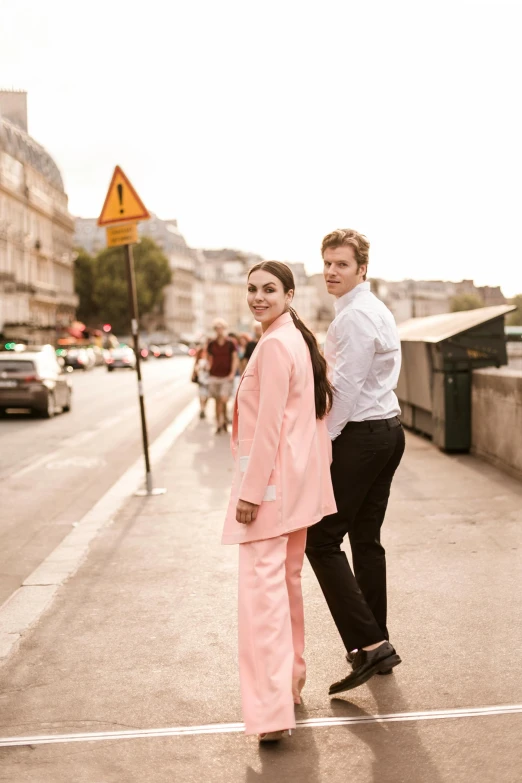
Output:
[{"xmin": 240, "ymin": 370, "xmax": 259, "ymax": 391}]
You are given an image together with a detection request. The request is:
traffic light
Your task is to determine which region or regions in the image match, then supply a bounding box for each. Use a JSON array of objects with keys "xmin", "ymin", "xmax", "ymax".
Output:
[{"xmin": 103, "ymin": 324, "xmax": 112, "ymax": 333}]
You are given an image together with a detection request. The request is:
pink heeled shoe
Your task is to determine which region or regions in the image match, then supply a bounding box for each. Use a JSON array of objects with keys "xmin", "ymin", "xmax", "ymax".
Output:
[{"xmin": 259, "ymin": 729, "xmax": 292, "ymax": 742}]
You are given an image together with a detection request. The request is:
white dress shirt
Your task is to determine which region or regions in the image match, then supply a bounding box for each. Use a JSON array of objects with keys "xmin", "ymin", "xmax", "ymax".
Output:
[{"xmin": 325, "ymin": 281, "xmax": 401, "ymax": 440}]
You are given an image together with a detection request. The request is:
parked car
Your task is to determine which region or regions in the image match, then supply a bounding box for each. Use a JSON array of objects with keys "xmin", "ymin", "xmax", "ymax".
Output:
[
  {"xmin": 106, "ymin": 345, "xmax": 137, "ymax": 372},
  {"xmin": 0, "ymin": 351, "xmax": 72, "ymax": 417}
]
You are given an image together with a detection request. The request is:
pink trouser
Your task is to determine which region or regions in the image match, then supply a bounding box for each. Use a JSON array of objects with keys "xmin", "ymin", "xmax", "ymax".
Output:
[{"xmin": 238, "ymin": 528, "xmax": 307, "ymax": 735}]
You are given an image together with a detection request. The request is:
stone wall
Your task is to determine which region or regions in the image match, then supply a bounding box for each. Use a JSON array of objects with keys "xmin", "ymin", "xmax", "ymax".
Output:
[{"xmin": 471, "ymin": 368, "xmax": 522, "ymax": 480}]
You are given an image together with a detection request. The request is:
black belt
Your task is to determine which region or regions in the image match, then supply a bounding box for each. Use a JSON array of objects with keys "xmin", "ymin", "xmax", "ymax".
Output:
[{"xmin": 344, "ymin": 416, "xmax": 401, "ymax": 432}]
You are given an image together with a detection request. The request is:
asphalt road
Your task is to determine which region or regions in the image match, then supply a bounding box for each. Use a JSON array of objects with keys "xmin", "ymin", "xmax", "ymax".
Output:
[{"xmin": 0, "ymin": 357, "xmax": 197, "ymax": 607}]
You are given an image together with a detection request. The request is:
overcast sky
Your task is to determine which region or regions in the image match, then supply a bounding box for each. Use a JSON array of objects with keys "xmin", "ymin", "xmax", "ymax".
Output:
[{"xmin": 1, "ymin": 0, "xmax": 521, "ymax": 295}]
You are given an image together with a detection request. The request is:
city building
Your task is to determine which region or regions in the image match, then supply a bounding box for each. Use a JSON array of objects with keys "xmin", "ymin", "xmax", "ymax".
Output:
[
  {"xmin": 284, "ymin": 263, "xmax": 320, "ymax": 332},
  {"xmin": 371, "ymin": 278, "xmax": 507, "ymax": 324},
  {"xmin": 138, "ymin": 215, "xmax": 203, "ymax": 341},
  {"xmin": 0, "ymin": 90, "xmax": 77, "ymax": 344},
  {"xmin": 73, "ymin": 217, "xmax": 105, "ymax": 256},
  {"xmin": 74, "ymin": 214, "xmax": 205, "ymax": 342},
  {"xmin": 201, "ymin": 249, "xmax": 263, "ymax": 336}
]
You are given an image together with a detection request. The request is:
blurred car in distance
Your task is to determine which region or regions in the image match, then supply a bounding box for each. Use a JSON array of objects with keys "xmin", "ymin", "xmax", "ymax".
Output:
[
  {"xmin": 150, "ymin": 343, "xmax": 171, "ymax": 358},
  {"xmin": 106, "ymin": 345, "xmax": 137, "ymax": 372},
  {"xmin": 0, "ymin": 351, "xmax": 72, "ymax": 417},
  {"xmin": 172, "ymin": 343, "xmax": 190, "ymax": 355},
  {"xmin": 116, "ymin": 335, "xmax": 149, "ymax": 361},
  {"xmin": 63, "ymin": 347, "xmax": 94, "ymax": 371},
  {"xmin": 139, "ymin": 345, "xmax": 150, "ymax": 361},
  {"xmin": 90, "ymin": 345, "xmax": 106, "ymax": 366},
  {"xmin": 150, "ymin": 343, "xmax": 189, "ymax": 358}
]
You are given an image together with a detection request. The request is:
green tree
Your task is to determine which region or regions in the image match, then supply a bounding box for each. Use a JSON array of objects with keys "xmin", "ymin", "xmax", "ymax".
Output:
[
  {"xmin": 507, "ymin": 294, "xmax": 522, "ymax": 326},
  {"xmin": 93, "ymin": 237, "xmax": 171, "ymax": 333},
  {"xmin": 74, "ymin": 249, "xmax": 98, "ymax": 324},
  {"xmin": 450, "ymin": 294, "xmax": 484, "ymax": 312}
]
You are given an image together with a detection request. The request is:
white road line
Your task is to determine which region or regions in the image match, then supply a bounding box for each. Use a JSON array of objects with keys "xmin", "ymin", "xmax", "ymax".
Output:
[
  {"xmin": 0, "ymin": 396, "xmax": 199, "ymax": 663},
  {"xmin": 0, "ymin": 704, "xmax": 520, "ymax": 747},
  {"xmin": 6, "ymin": 377, "xmax": 190, "ymax": 481}
]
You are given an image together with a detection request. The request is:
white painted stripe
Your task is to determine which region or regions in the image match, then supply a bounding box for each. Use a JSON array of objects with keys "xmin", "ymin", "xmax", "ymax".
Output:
[
  {"xmin": 0, "ymin": 396, "xmax": 199, "ymax": 662},
  {"xmin": 0, "ymin": 704, "xmax": 520, "ymax": 747},
  {"xmin": 7, "ymin": 377, "xmax": 189, "ymax": 481}
]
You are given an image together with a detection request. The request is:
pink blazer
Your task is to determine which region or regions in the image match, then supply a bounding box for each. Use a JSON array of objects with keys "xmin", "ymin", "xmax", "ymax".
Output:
[{"xmin": 222, "ymin": 312, "xmax": 337, "ymax": 545}]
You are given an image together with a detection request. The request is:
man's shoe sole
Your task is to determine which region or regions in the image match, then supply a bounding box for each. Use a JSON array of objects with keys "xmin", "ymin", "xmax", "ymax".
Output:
[{"xmin": 330, "ymin": 653, "xmax": 402, "ymax": 694}]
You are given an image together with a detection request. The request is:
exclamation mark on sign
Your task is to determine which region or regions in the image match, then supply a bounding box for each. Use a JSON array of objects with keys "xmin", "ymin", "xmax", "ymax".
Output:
[{"xmin": 117, "ymin": 183, "xmax": 124, "ymax": 214}]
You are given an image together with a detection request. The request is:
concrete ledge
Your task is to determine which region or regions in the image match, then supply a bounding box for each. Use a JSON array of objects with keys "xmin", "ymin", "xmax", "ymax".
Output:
[{"xmin": 472, "ymin": 367, "xmax": 522, "ymax": 480}]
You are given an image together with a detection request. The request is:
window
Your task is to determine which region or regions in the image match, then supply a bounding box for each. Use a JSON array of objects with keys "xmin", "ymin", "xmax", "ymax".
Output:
[{"xmin": 0, "ymin": 360, "xmax": 36, "ymax": 373}]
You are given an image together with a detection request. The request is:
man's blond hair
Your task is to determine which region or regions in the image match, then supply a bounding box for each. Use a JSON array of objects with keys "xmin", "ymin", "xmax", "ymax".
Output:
[{"xmin": 321, "ymin": 229, "xmax": 370, "ymax": 280}]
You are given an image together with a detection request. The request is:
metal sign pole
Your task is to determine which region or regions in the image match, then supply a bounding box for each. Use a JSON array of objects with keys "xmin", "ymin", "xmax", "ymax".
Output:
[{"xmin": 123, "ymin": 243, "xmax": 166, "ymax": 497}]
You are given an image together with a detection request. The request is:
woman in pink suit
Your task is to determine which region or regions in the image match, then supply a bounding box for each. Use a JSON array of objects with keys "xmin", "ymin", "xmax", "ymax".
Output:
[{"xmin": 222, "ymin": 261, "xmax": 337, "ymax": 742}]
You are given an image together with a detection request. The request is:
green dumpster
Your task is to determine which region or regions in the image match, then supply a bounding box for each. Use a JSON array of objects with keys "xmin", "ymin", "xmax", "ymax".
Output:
[{"xmin": 397, "ymin": 305, "xmax": 516, "ymax": 452}]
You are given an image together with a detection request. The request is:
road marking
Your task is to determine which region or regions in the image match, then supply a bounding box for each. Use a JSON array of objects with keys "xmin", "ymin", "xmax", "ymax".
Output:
[
  {"xmin": 0, "ymin": 396, "xmax": 199, "ymax": 663},
  {"xmin": 6, "ymin": 377, "xmax": 190, "ymax": 481},
  {"xmin": 46, "ymin": 456, "xmax": 107, "ymax": 470},
  {"xmin": 0, "ymin": 704, "xmax": 520, "ymax": 747}
]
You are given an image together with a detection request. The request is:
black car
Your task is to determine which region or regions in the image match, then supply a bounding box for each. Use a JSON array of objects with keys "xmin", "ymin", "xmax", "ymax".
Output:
[{"xmin": 0, "ymin": 350, "xmax": 72, "ymax": 417}]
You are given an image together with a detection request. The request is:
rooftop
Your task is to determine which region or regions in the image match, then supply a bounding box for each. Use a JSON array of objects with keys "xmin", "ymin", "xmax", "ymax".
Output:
[
  {"xmin": 0, "ymin": 115, "xmax": 65, "ymax": 192},
  {"xmin": 398, "ymin": 305, "xmax": 516, "ymax": 342}
]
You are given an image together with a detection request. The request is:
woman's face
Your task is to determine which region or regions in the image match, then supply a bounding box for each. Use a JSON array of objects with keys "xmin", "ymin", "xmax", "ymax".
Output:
[{"xmin": 247, "ymin": 270, "xmax": 293, "ymax": 331}]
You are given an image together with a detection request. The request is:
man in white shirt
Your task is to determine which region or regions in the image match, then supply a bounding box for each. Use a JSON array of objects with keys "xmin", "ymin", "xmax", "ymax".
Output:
[{"xmin": 306, "ymin": 229, "xmax": 405, "ymax": 694}]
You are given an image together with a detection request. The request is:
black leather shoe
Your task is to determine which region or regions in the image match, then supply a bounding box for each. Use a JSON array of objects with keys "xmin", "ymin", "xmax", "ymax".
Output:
[
  {"xmin": 330, "ymin": 642, "xmax": 401, "ymax": 694},
  {"xmin": 346, "ymin": 649, "xmax": 394, "ymax": 675}
]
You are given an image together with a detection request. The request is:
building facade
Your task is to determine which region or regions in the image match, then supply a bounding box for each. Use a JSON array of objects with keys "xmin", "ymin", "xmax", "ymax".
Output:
[
  {"xmin": 201, "ymin": 249, "xmax": 263, "ymax": 336},
  {"xmin": 74, "ymin": 214, "xmax": 205, "ymax": 342},
  {"xmin": 138, "ymin": 215, "xmax": 203, "ymax": 341},
  {"xmin": 0, "ymin": 90, "xmax": 77, "ymax": 343},
  {"xmin": 371, "ymin": 278, "xmax": 507, "ymax": 324}
]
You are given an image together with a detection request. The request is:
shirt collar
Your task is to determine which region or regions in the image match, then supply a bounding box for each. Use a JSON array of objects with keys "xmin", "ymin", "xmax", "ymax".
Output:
[
  {"xmin": 334, "ymin": 281, "xmax": 370, "ymax": 314},
  {"xmin": 260, "ymin": 311, "xmax": 293, "ymax": 339}
]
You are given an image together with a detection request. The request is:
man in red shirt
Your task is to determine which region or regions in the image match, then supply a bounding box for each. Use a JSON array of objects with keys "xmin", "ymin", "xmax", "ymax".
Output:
[{"xmin": 207, "ymin": 319, "xmax": 239, "ymax": 434}]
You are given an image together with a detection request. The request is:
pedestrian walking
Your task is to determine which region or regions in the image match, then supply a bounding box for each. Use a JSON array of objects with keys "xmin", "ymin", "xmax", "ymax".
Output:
[
  {"xmin": 305, "ymin": 229, "xmax": 405, "ymax": 695},
  {"xmin": 233, "ymin": 333, "xmax": 251, "ymax": 396},
  {"xmin": 222, "ymin": 261, "xmax": 337, "ymax": 742},
  {"xmin": 243, "ymin": 321, "xmax": 262, "ymax": 367},
  {"xmin": 191, "ymin": 341, "xmax": 210, "ymax": 419},
  {"xmin": 207, "ymin": 319, "xmax": 238, "ymax": 434}
]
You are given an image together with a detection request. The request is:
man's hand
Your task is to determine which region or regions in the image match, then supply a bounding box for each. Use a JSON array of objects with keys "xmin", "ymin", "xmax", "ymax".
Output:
[{"xmin": 236, "ymin": 499, "xmax": 260, "ymax": 524}]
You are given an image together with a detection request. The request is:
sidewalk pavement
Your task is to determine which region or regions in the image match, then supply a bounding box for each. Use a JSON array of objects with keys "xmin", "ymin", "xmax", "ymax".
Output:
[{"xmin": 0, "ymin": 411, "xmax": 521, "ymax": 783}]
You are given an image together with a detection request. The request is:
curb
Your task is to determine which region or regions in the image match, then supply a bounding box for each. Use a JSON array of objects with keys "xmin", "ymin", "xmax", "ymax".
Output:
[{"xmin": 0, "ymin": 398, "xmax": 200, "ymax": 665}]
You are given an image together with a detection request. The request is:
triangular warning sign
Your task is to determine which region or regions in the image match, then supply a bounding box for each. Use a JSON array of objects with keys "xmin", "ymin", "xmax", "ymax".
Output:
[{"xmin": 97, "ymin": 166, "xmax": 150, "ymax": 226}]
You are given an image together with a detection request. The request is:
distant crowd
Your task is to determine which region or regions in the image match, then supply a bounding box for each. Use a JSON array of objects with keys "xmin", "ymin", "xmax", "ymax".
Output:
[{"xmin": 191, "ymin": 319, "xmax": 263, "ymax": 433}]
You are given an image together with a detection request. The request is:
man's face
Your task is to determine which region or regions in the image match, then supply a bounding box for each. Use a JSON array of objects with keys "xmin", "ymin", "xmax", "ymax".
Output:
[
  {"xmin": 323, "ymin": 246, "xmax": 367, "ymax": 298},
  {"xmin": 214, "ymin": 325, "xmax": 226, "ymax": 339}
]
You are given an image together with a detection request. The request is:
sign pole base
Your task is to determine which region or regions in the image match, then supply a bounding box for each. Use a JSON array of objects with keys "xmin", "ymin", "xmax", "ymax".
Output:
[
  {"xmin": 135, "ymin": 472, "xmax": 167, "ymax": 497},
  {"xmin": 134, "ymin": 487, "xmax": 167, "ymax": 497}
]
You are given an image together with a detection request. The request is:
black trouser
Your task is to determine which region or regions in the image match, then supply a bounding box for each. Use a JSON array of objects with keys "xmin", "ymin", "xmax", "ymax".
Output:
[{"xmin": 306, "ymin": 417, "xmax": 405, "ymax": 653}]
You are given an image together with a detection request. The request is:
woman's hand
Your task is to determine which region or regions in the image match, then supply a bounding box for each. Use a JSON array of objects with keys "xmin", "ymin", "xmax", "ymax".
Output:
[{"xmin": 236, "ymin": 499, "xmax": 260, "ymax": 524}]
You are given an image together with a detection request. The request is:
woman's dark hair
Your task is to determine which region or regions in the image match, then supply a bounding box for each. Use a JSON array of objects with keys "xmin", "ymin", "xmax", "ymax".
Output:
[{"xmin": 248, "ymin": 261, "xmax": 333, "ymax": 420}]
